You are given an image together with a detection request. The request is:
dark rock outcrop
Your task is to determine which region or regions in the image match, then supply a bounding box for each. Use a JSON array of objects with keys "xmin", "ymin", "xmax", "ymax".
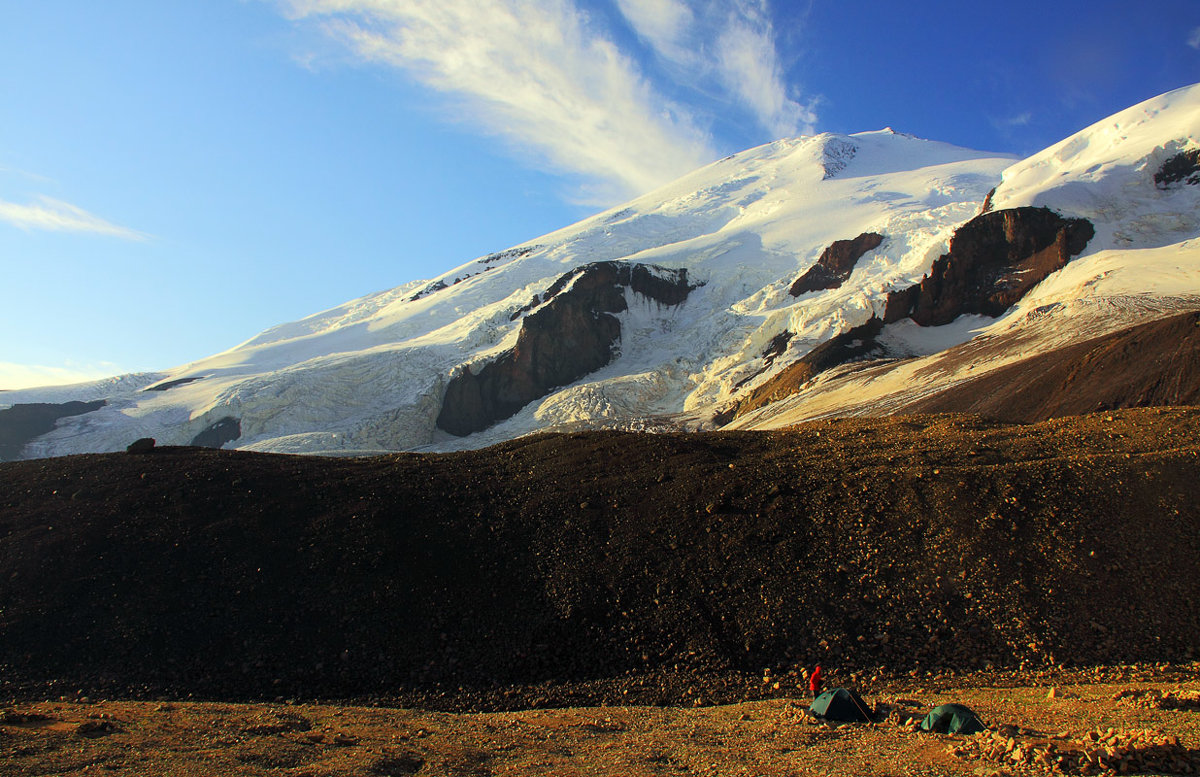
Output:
[
  {"xmin": 143, "ymin": 377, "xmax": 203, "ymax": 392},
  {"xmin": 789, "ymin": 232, "xmax": 884, "ymax": 296},
  {"xmin": 979, "ymin": 187, "xmax": 997, "ymax": 214},
  {"xmin": 718, "ymin": 318, "xmax": 886, "ymax": 425},
  {"xmin": 190, "ymin": 417, "xmax": 241, "ymax": 449},
  {"xmin": 0, "ymin": 400, "xmax": 106, "ymax": 461},
  {"xmin": 1154, "ymin": 148, "xmax": 1200, "ymax": 187},
  {"xmin": 732, "ymin": 332, "xmax": 796, "ymax": 392},
  {"xmin": 408, "ymin": 280, "xmax": 447, "ymax": 302},
  {"xmin": 760, "ymin": 331, "xmax": 794, "ymax": 368},
  {"xmin": 884, "ymin": 207, "xmax": 1094, "ymax": 327},
  {"xmin": 438, "ymin": 263, "xmax": 696, "ymax": 437}
]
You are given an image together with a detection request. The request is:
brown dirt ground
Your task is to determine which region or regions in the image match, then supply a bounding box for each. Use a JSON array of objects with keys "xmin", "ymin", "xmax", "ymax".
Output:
[
  {"xmin": 3, "ymin": 668, "xmax": 1199, "ymax": 776},
  {"xmin": 3, "ymin": 409, "xmax": 1200, "ymax": 711}
]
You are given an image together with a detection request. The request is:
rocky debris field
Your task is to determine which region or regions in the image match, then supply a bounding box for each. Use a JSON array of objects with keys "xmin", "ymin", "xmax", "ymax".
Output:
[
  {"xmin": 2, "ymin": 408, "xmax": 1200, "ymax": 714},
  {"xmin": 3, "ymin": 668, "xmax": 1199, "ymax": 776}
]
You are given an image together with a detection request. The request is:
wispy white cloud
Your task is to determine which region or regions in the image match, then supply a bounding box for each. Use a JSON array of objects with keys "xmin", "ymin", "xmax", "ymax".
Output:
[
  {"xmin": 1189, "ymin": 26, "xmax": 1200, "ymax": 50},
  {"xmin": 1000, "ymin": 112, "xmax": 1032, "ymax": 127},
  {"xmin": 280, "ymin": 0, "xmax": 719, "ymax": 204},
  {"xmin": 0, "ymin": 361, "xmax": 121, "ymax": 391},
  {"xmin": 0, "ymin": 195, "xmax": 147, "ymax": 240},
  {"xmin": 613, "ymin": 0, "xmax": 696, "ymax": 66},
  {"xmin": 615, "ymin": 0, "xmax": 817, "ymax": 138},
  {"xmin": 0, "ymin": 165, "xmax": 56, "ymax": 185}
]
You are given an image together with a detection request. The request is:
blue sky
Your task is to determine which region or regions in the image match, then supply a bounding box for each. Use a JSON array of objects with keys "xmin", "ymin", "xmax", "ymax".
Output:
[{"xmin": 1, "ymin": 0, "xmax": 1198, "ymax": 389}]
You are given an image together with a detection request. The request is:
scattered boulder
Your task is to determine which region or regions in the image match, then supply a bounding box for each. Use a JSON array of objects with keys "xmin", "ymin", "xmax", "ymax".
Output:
[
  {"xmin": 76, "ymin": 719, "xmax": 120, "ymax": 738},
  {"xmin": 371, "ymin": 753, "xmax": 426, "ymax": 776},
  {"xmin": 126, "ymin": 438, "xmax": 156, "ymax": 454},
  {"xmin": 954, "ymin": 725, "xmax": 1200, "ymax": 775},
  {"xmin": 1, "ymin": 711, "xmax": 52, "ymax": 725}
]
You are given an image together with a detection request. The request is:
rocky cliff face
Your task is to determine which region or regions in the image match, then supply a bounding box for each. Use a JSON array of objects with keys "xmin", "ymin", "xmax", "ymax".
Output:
[
  {"xmin": 883, "ymin": 207, "xmax": 1094, "ymax": 326},
  {"xmin": 437, "ymin": 262, "xmax": 696, "ymax": 436},
  {"xmin": 789, "ymin": 232, "xmax": 884, "ymax": 296}
]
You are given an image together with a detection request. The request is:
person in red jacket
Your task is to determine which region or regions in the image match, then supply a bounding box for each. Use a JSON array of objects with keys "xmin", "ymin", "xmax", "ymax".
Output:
[{"xmin": 809, "ymin": 665, "xmax": 823, "ymax": 698}]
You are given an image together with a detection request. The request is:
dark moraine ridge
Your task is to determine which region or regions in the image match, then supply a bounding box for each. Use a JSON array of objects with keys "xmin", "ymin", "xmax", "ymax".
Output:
[
  {"xmin": 437, "ymin": 262, "xmax": 695, "ymax": 437},
  {"xmin": 2, "ymin": 408, "xmax": 1200, "ymax": 711}
]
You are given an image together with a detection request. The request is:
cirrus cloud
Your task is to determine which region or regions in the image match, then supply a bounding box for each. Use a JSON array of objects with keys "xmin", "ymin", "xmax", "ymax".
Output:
[
  {"xmin": 279, "ymin": 0, "xmax": 721, "ymax": 205},
  {"xmin": 615, "ymin": 0, "xmax": 817, "ymax": 139},
  {"xmin": 0, "ymin": 195, "xmax": 147, "ymax": 240}
]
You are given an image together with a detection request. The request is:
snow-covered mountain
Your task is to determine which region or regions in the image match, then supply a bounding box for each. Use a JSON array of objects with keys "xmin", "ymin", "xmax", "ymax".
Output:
[
  {"xmin": 729, "ymin": 82, "xmax": 1200, "ymax": 429},
  {"xmin": 4, "ymin": 83, "xmax": 1200, "ymax": 460}
]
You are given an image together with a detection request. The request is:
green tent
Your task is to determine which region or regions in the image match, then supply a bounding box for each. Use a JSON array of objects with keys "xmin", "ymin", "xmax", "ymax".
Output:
[
  {"xmin": 809, "ymin": 687, "xmax": 873, "ymax": 722},
  {"xmin": 920, "ymin": 703, "xmax": 986, "ymax": 735}
]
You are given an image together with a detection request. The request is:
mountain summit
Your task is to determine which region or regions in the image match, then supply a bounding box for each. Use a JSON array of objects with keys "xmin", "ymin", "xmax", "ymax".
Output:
[{"xmin": 3, "ymin": 84, "xmax": 1200, "ymax": 460}]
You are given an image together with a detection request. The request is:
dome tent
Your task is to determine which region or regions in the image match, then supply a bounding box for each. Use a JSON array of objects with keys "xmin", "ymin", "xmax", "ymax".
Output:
[
  {"xmin": 809, "ymin": 687, "xmax": 873, "ymax": 722},
  {"xmin": 920, "ymin": 703, "xmax": 986, "ymax": 735}
]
